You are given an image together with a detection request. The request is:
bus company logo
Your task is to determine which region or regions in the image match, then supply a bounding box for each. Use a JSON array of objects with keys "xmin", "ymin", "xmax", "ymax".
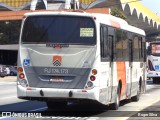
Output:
[{"xmin": 53, "ymin": 56, "xmax": 62, "ymax": 66}]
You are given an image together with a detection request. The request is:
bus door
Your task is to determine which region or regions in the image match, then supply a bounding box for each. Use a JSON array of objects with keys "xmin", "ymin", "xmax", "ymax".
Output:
[
  {"xmin": 107, "ymin": 35, "xmax": 114, "ymax": 101},
  {"xmin": 128, "ymin": 39, "xmax": 133, "ymax": 97},
  {"xmin": 100, "ymin": 25, "xmax": 114, "ymax": 103},
  {"xmin": 107, "ymin": 27, "xmax": 115, "ymax": 102}
]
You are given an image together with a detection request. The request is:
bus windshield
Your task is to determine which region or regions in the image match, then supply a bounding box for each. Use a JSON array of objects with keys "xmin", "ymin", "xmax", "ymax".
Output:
[
  {"xmin": 21, "ymin": 15, "xmax": 96, "ymax": 45},
  {"xmin": 151, "ymin": 43, "xmax": 160, "ymax": 56}
]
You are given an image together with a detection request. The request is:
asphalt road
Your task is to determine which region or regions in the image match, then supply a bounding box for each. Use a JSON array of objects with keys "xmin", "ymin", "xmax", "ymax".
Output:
[{"xmin": 0, "ymin": 77, "xmax": 160, "ymax": 120}]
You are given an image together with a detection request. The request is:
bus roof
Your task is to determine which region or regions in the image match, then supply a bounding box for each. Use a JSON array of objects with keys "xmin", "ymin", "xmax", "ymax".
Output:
[{"xmin": 24, "ymin": 11, "xmax": 145, "ymax": 36}]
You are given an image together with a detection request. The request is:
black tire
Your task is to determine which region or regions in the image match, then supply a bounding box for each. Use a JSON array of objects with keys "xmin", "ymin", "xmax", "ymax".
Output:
[
  {"xmin": 131, "ymin": 82, "xmax": 141, "ymax": 102},
  {"xmin": 110, "ymin": 86, "xmax": 120, "ymax": 110},
  {"xmin": 46, "ymin": 101, "xmax": 67, "ymax": 110}
]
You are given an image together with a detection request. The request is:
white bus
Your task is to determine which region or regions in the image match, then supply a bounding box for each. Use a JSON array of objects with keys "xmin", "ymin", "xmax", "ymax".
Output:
[
  {"xmin": 147, "ymin": 41, "xmax": 160, "ymax": 83},
  {"xmin": 17, "ymin": 11, "xmax": 146, "ymax": 110}
]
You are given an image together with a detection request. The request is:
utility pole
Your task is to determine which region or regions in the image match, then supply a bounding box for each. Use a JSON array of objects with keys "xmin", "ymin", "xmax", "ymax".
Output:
[{"xmin": 73, "ymin": 0, "xmax": 76, "ymax": 11}]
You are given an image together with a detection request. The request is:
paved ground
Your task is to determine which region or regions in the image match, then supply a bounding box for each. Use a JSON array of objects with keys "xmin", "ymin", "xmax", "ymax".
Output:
[
  {"xmin": 0, "ymin": 76, "xmax": 16, "ymax": 82},
  {"xmin": 1, "ymin": 78, "xmax": 160, "ymax": 120}
]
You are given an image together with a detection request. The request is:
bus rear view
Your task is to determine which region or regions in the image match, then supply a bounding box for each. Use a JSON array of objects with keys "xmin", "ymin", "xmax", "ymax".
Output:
[
  {"xmin": 17, "ymin": 12, "xmax": 97, "ymax": 108},
  {"xmin": 18, "ymin": 11, "xmax": 146, "ymax": 110},
  {"xmin": 147, "ymin": 42, "xmax": 160, "ymax": 83}
]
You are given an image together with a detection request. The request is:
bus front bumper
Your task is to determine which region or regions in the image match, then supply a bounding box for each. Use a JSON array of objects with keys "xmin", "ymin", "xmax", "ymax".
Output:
[{"xmin": 147, "ymin": 71, "xmax": 160, "ymax": 78}]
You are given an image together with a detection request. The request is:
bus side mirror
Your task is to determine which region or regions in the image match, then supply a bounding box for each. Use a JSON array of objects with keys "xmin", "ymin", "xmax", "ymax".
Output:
[{"xmin": 147, "ymin": 46, "xmax": 151, "ymax": 55}]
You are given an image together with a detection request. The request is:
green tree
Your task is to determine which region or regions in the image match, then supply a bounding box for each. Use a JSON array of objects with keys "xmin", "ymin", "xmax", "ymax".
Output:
[
  {"xmin": 110, "ymin": 7, "xmax": 126, "ymax": 20},
  {"xmin": 0, "ymin": 20, "xmax": 21, "ymax": 45}
]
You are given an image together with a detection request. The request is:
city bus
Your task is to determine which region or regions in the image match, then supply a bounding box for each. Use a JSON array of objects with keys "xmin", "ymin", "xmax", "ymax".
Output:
[
  {"xmin": 147, "ymin": 41, "xmax": 160, "ymax": 83},
  {"xmin": 17, "ymin": 11, "xmax": 146, "ymax": 110}
]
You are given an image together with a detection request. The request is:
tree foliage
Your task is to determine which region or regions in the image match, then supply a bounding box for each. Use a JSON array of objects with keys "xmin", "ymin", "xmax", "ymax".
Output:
[
  {"xmin": 0, "ymin": 20, "xmax": 21, "ymax": 44},
  {"xmin": 110, "ymin": 7, "xmax": 126, "ymax": 20}
]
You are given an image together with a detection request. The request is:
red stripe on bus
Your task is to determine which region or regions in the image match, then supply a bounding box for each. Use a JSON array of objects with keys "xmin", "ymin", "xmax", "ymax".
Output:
[{"xmin": 116, "ymin": 62, "xmax": 126, "ymax": 99}]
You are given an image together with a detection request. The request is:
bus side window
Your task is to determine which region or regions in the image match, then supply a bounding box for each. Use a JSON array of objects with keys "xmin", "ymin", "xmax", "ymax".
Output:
[
  {"xmin": 100, "ymin": 25, "xmax": 108, "ymax": 61},
  {"xmin": 128, "ymin": 39, "xmax": 133, "ymax": 62},
  {"xmin": 139, "ymin": 36, "xmax": 143, "ymax": 61},
  {"xmin": 139, "ymin": 36, "xmax": 146, "ymax": 61},
  {"xmin": 133, "ymin": 35, "xmax": 140, "ymax": 61},
  {"xmin": 115, "ymin": 29, "xmax": 123, "ymax": 60},
  {"xmin": 142, "ymin": 38, "xmax": 146, "ymax": 62}
]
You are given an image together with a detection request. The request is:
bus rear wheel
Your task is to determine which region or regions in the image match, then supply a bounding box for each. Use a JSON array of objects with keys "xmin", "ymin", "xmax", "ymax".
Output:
[{"xmin": 46, "ymin": 101, "xmax": 67, "ymax": 110}]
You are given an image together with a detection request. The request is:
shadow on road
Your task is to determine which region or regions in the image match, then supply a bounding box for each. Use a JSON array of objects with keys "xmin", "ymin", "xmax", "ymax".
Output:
[
  {"xmin": 0, "ymin": 99, "xmax": 134, "ymax": 117},
  {"xmin": 0, "ymin": 101, "xmax": 46, "ymax": 112},
  {"xmin": 41, "ymin": 100, "xmax": 134, "ymax": 117},
  {"xmin": 0, "ymin": 100, "xmax": 110, "ymax": 116}
]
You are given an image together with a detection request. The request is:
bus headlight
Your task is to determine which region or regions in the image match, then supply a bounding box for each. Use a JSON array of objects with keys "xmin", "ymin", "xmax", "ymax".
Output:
[{"xmin": 19, "ymin": 79, "xmax": 28, "ymax": 87}]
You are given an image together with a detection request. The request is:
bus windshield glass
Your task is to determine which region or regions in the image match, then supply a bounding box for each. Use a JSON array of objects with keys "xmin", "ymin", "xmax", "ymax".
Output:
[
  {"xmin": 151, "ymin": 43, "xmax": 160, "ymax": 56},
  {"xmin": 22, "ymin": 15, "xmax": 96, "ymax": 45}
]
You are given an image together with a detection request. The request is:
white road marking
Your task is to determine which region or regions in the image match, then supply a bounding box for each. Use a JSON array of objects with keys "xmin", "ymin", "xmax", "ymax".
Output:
[{"xmin": 28, "ymin": 107, "xmax": 48, "ymax": 112}]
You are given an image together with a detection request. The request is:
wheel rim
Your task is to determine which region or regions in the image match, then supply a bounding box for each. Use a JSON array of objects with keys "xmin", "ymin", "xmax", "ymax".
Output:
[{"xmin": 116, "ymin": 94, "xmax": 119, "ymax": 107}]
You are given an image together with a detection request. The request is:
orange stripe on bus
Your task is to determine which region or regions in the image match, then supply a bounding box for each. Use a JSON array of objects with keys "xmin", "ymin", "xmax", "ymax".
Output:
[
  {"xmin": 116, "ymin": 62, "xmax": 126, "ymax": 98},
  {"xmin": 110, "ymin": 20, "xmax": 120, "ymax": 28}
]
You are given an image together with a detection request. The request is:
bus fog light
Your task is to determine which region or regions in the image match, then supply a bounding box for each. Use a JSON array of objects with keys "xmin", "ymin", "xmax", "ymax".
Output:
[
  {"xmin": 20, "ymin": 79, "xmax": 28, "ymax": 87},
  {"xmin": 87, "ymin": 81, "xmax": 93, "ymax": 87}
]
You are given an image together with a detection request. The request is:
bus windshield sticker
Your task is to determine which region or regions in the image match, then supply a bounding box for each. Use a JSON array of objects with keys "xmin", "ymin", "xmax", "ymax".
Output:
[
  {"xmin": 23, "ymin": 59, "xmax": 30, "ymax": 66},
  {"xmin": 155, "ymin": 65, "xmax": 159, "ymax": 70},
  {"xmin": 80, "ymin": 28, "xmax": 94, "ymax": 37}
]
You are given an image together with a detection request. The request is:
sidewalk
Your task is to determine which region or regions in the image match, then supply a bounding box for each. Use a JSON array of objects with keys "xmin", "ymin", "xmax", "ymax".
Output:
[{"xmin": 0, "ymin": 76, "xmax": 17, "ymax": 82}]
